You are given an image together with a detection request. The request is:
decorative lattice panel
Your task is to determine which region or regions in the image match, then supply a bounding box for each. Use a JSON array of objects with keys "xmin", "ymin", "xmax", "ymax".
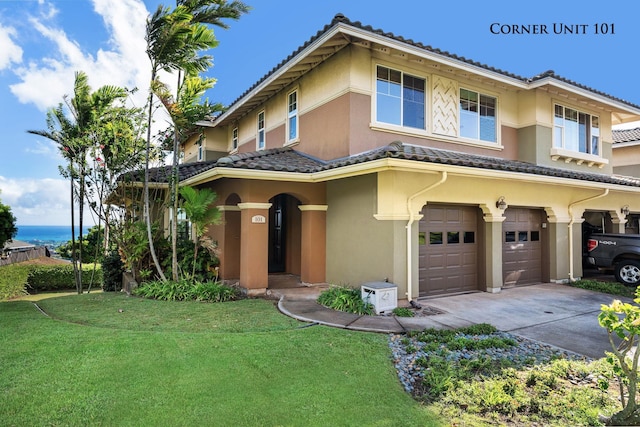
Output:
[{"xmin": 432, "ymin": 76, "xmax": 458, "ymax": 137}]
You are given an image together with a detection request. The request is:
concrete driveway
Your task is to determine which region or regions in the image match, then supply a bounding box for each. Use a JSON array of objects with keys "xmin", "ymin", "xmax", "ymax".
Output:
[{"xmin": 425, "ymin": 283, "xmax": 630, "ymax": 359}]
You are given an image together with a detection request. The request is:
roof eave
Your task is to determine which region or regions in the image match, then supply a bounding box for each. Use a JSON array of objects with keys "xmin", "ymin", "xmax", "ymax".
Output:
[{"xmin": 529, "ymin": 78, "xmax": 640, "ymax": 120}]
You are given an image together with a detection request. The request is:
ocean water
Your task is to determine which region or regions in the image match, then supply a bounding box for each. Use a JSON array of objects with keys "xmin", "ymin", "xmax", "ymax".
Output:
[{"xmin": 15, "ymin": 225, "xmax": 93, "ymax": 246}]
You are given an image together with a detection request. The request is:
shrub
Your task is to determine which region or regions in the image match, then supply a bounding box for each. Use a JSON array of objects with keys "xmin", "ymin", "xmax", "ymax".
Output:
[
  {"xmin": 317, "ymin": 285, "xmax": 374, "ymax": 315},
  {"xmin": 162, "ymin": 239, "xmax": 219, "ymax": 282},
  {"xmin": 133, "ymin": 279, "xmax": 239, "ymax": 303},
  {"xmin": 27, "ymin": 264, "xmax": 103, "ymax": 292},
  {"xmin": 0, "ymin": 264, "xmax": 30, "ymax": 300},
  {"xmin": 102, "ymin": 251, "xmax": 124, "ymax": 292}
]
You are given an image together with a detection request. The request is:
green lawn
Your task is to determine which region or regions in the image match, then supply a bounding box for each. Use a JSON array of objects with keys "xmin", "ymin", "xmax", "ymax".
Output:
[{"xmin": 0, "ymin": 293, "xmax": 439, "ymax": 426}]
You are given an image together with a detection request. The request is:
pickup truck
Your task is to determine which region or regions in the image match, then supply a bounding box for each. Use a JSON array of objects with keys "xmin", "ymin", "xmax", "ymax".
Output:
[{"xmin": 586, "ymin": 233, "xmax": 640, "ymax": 286}]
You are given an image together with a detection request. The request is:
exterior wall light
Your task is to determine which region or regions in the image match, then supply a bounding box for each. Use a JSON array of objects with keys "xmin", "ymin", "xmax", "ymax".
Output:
[
  {"xmin": 621, "ymin": 205, "xmax": 630, "ymax": 216},
  {"xmin": 496, "ymin": 196, "xmax": 507, "ymax": 210}
]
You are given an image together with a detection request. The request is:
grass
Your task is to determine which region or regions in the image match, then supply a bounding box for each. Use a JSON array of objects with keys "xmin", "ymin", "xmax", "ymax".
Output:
[
  {"xmin": 569, "ymin": 278, "xmax": 637, "ymax": 298},
  {"xmin": 0, "ymin": 293, "xmax": 439, "ymax": 426}
]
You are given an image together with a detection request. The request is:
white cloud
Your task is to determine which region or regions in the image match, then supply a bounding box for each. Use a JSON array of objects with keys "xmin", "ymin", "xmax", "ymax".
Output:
[
  {"xmin": 9, "ymin": 0, "xmax": 152, "ymax": 112},
  {"xmin": 24, "ymin": 139, "xmax": 61, "ymax": 159},
  {"xmin": 0, "ymin": 176, "xmax": 95, "ymax": 226},
  {"xmin": 0, "ymin": 24, "xmax": 23, "ymax": 70}
]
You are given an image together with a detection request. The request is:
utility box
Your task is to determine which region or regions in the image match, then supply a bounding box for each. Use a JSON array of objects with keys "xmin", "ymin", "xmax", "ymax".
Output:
[{"xmin": 361, "ymin": 282, "xmax": 397, "ymax": 314}]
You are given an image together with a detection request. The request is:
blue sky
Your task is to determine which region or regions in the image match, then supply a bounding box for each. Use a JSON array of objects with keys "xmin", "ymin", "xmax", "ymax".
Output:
[{"xmin": 0, "ymin": 0, "xmax": 639, "ymax": 225}]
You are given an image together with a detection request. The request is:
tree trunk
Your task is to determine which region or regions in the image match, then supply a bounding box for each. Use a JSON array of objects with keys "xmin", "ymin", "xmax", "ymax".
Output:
[
  {"xmin": 143, "ymin": 86, "xmax": 167, "ymax": 282},
  {"xmin": 70, "ymin": 175, "xmax": 80, "ymax": 294}
]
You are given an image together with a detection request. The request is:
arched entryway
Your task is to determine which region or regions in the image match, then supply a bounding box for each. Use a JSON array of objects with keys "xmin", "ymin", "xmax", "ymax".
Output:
[{"xmin": 268, "ymin": 194, "xmax": 302, "ymax": 288}]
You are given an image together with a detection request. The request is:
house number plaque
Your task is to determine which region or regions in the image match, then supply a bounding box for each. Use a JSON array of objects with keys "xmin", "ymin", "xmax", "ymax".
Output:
[{"xmin": 251, "ymin": 215, "xmax": 266, "ymax": 224}]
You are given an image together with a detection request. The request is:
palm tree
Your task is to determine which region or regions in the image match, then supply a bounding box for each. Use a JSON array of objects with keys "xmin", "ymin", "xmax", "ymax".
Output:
[
  {"xmin": 178, "ymin": 186, "xmax": 221, "ymax": 278},
  {"xmin": 28, "ymin": 71, "xmax": 129, "ymax": 293},
  {"xmin": 143, "ymin": 0, "xmax": 249, "ymax": 281},
  {"xmin": 152, "ymin": 73, "xmax": 223, "ymax": 279}
]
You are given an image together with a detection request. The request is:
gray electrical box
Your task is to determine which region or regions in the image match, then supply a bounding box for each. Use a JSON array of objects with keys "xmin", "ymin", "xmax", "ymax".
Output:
[{"xmin": 361, "ymin": 282, "xmax": 397, "ymax": 314}]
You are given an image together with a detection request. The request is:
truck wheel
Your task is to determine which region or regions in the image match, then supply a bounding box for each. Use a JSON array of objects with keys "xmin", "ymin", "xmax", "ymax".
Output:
[{"xmin": 614, "ymin": 260, "xmax": 640, "ymax": 286}]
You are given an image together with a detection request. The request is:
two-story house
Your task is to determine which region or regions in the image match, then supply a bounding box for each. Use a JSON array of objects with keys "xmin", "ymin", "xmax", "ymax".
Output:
[{"xmin": 137, "ymin": 14, "xmax": 640, "ymax": 302}]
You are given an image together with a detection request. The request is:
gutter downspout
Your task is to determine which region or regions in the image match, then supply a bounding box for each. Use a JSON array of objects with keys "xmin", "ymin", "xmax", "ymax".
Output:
[
  {"xmin": 567, "ymin": 188, "xmax": 609, "ymax": 281},
  {"xmin": 406, "ymin": 172, "xmax": 448, "ymax": 302}
]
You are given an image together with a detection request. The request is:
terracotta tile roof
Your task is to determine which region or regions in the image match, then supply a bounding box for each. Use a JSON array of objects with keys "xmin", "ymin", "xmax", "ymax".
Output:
[
  {"xmin": 134, "ymin": 143, "xmax": 640, "ymax": 188},
  {"xmin": 218, "ymin": 14, "xmax": 640, "ymax": 118},
  {"xmin": 319, "ymin": 142, "xmax": 640, "ymax": 187},
  {"xmin": 613, "ymin": 128, "xmax": 640, "ymax": 143},
  {"xmin": 119, "ymin": 160, "xmax": 219, "ymax": 184}
]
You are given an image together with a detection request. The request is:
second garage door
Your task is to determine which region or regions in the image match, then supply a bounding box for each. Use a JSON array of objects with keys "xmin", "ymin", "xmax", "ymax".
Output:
[
  {"xmin": 502, "ymin": 208, "xmax": 544, "ymax": 286},
  {"xmin": 419, "ymin": 205, "xmax": 479, "ymax": 297}
]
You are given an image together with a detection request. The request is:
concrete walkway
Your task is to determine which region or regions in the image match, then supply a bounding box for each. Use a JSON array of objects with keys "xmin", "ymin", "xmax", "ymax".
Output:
[{"xmin": 275, "ymin": 283, "xmax": 630, "ymax": 359}]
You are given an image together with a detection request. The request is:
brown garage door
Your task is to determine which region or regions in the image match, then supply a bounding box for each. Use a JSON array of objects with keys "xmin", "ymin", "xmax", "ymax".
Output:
[
  {"xmin": 503, "ymin": 208, "xmax": 543, "ymax": 286},
  {"xmin": 419, "ymin": 205, "xmax": 478, "ymax": 297}
]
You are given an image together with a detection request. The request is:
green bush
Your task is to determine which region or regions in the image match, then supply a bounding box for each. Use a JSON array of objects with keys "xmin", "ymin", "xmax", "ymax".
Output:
[
  {"xmin": 133, "ymin": 279, "xmax": 239, "ymax": 303},
  {"xmin": 27, "ymin": 264, "xmax": 103, "ymax": 292},
  {"xmin": 102, "ymin": 251, "xmax": 124, "ymax": 292},
  {"xmin": 317, "ymin": 285, "xmax": 374, "ymax": 315},
  {"xmin": 0, "ymin": 264, "xmax": 30, "ymax": 300},
  {"xmin": 162, "ymin": 239, "xmax": 219, "ymax": 282}
]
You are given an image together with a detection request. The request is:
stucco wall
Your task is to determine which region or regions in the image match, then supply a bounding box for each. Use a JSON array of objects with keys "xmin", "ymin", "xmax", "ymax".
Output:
[{"xmin": 326, "ymin": 174, "xmax": 397, "ymax": 287}]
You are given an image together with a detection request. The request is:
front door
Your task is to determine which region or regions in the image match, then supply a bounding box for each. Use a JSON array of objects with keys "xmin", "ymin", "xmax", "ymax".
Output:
[{"xmin": 269, "ymin": 194, "xmax": 286, "ymax": 272}]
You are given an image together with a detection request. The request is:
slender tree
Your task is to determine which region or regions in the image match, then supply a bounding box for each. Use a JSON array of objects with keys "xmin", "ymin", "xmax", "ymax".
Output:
[
  {"xmin": 143, "ymin": 0, "xmax": 248, "ymax": 281},
  {"xmin": 28, "ymin": 72, "xmax": 130, "ymax": 293},
  {"xmin": 153, "ymin": 73, "xmax": 223, "ymax": 279}
]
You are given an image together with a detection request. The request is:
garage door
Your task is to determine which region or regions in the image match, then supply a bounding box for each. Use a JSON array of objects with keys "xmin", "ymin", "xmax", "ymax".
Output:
[
  {"xmin": 419, "ymin": 205, "xmax": 478, "ymax": 297},
  {"xmin": 503, "ymin": 208, "xmax": 543, "ymax": 286}
]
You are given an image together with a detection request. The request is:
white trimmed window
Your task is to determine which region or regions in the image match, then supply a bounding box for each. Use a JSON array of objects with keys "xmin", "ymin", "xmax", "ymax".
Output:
[
  {"xmin": 459, "ymin": 88, "xmax": 497, "ymax": 143},
  {"xmin": 232, "ymin": 127, "xmax": 238, "ymax": 151},
  {"xmin": 376, "ymin": 65, "xmax": 425, "ymax": 130},
  {"xmin": 287, "ymin": 90, "xmax": 298, "ymax": 142},
  {"xmin": 553, "ymin": 104, "xmax": 599, "ymax": 155},
  {"xmin": 197, "ymin": 141, "xmax": 203, "ymax": 161},
  {"xmin": 257, "ymin": 110, "xmax": 265, "ymax": 150}
]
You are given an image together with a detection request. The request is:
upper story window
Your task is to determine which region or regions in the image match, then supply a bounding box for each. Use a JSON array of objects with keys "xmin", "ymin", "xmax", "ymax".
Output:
[
  {"xmin": 376, "ymin": 65, "xmax": 425, "ymax": 130},
  {"xmin": 287, "ymin": 90, "xmax": 298, "ymax": 142},
  {"xmin": 257, "ymin": 110, "xmax": 265, "ymax": 150},
  {"xmin": 197, "ymin": 141, "xmax": 203, "ymax": 161},
  {"xmin": 553, "ymin": 104, "xmax": 599, "ymax": 155},
  {"xmin": 232, "ymin": 127, "xmax": 238, "ymax": 151},
  {"xmin": 459, "ymin": 88, "xmax": 497, "ymax": 143}
]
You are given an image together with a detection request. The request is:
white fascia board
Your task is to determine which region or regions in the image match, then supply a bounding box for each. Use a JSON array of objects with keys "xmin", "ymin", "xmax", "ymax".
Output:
[
  {"xmin": 212, "ymin": 26, "xmax": 348, "ymax": 126},
  {"xmin": 528, "ymin": 77, "xmax": 640, "ymax": 115},
  {"xmin": 337, "ymin": 25, "xmax": 528, "ymax": 90}
]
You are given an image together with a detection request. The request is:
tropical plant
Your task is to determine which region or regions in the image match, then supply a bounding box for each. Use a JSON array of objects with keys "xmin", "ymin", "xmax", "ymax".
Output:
[
  {"xmin": 133, "ymin": 278, "xmax": 239, "ymax": 302},
  {"xmin": 178, "ymin": 186, "xmax": 221, "ymax": 279},
  {"xmin": 27, "ymin": 71, "xmax": 130, "ymax": 294},
  {"xmin": 143, "ymin": 0, "xmax": 249, "ymax": 281},
  {"xmin": 153, "ymin": 73, "xmax": 222, "ymax": 279},
  {"xmin": 317, "ymin": 285, "xmax": 374, "ymax": 315},
  {"xmin": 598, "ymin": 289, "xmax": 640, "ymax": 425}
]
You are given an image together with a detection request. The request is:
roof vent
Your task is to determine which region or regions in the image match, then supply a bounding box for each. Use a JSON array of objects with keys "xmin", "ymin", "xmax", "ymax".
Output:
[
  {"xmin": 388, "ymin": 141, "xmax": 403, "ymax": 151},
  {"xmin": 216, "ymin": 156, "xmax": 233, "ymax": 166}
]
